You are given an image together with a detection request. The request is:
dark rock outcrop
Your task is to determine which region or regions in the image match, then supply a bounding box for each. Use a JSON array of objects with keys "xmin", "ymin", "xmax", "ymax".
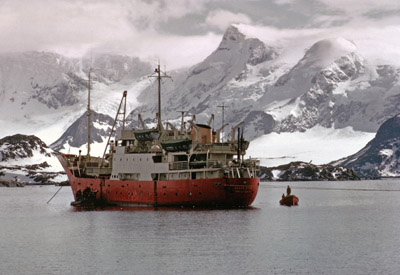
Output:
[
  {"xmin": 0, "ymin": 134, "xmax": 66, "ymax": 184},
  {"xmin": 333, "ymin": 114, "xmax": 400, "ymax": 178},
  {"xmin": 0, "ymin": 134, "xmax": 50, "ymax": 161},
  {"xmin": 260, "ymin": 161, "xmax": 360, "ymax": 181},
  {"xmin": 50, "ymin": 110, "xmax": 114, "ymax": 151}
]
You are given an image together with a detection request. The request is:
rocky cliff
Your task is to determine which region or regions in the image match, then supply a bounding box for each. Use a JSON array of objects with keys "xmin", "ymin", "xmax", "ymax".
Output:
[{"xmin": 333, "ymin": 114, "xmax": 400, "ymax": 178}]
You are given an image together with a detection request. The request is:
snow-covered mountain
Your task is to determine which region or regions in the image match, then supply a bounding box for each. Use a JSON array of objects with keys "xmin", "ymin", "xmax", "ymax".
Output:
[
  {"xmin": 131, "ymin": 25, "xmax": 278, "ymax": 133},
  {"xmin": 0, "ymin": 51, "xmax": 152, "ymax": 144},
  {"xmin": 50, "ymin": 110, "xmax": 115, "ymax": 154},
  {"xmin": 0, "ymin": 134, "xmax": 66, "ymax": 183},
  {"xmin": 267, "ymin": 44, "xmax": 400, "ymax": 134},
  {"xmin": 333, "ymin": 114, "xmax": 400, "ymax": 178},
  {"xmin": 131, "ymin": 26, "xmax": 400, "ymax": 141}
]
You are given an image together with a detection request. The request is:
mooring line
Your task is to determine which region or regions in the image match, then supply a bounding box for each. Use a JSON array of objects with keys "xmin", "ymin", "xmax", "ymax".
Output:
[{"xmin": 47, "ymin": 186, "xmax": 63, "ymax": 204}]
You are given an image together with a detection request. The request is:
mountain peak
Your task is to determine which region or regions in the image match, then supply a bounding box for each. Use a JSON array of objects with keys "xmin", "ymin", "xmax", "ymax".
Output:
[
  {"xmin": 222, "ymin": 25, "xmax": 246, "ymax": 42},
  {"xmin": 50, "ymin": 110, "xmax": 115, "ymax": 152},
  {"xmin": 217, "ymin": 25, "xmax": 246, "ymax": 50},
  {"xmin": 302, "ymin": 38, "xmax": 357, "ymax": 68},
  {"xmin": 274, "ymin": 37, "xmax": 360, "ymax": 89}
]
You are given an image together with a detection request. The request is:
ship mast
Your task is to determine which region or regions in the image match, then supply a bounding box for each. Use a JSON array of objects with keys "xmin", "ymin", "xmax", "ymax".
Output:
[
  {"xmin": 217, "ymin": 103, "xmax": 229, "ymax": 142},
  {"xmin": 87, "ymin": 69, "xmax": 91, "ymax": 159},
  {"xmin": 149, "ymin": 63, "xmax": 171, "ymax": 130}
]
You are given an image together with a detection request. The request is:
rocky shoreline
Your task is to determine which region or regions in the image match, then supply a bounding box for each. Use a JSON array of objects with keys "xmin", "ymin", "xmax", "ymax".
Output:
[
  {"xmin": 0, "ymin": 179, "xmax": 24, "ymax": 187},
  {"xmin": 260, "ymin": 161, "xmax": 360, "ymax": 181}
]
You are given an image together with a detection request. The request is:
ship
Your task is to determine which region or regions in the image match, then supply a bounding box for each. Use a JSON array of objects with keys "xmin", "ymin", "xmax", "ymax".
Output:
[{"xmin": 57, "ymin": 65, "xmax": 260, "ymax": 207}]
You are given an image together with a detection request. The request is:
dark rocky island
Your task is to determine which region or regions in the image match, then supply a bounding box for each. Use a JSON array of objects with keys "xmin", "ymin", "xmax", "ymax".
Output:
[{"xmin": 260, "ymin": 161, "xmax": 360, "ymax": 181}]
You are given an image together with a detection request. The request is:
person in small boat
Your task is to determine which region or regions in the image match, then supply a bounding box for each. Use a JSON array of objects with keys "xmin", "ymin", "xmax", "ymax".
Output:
[
  {"xmin": 286, "ymin": 185, "xmax": 291, "ymax": 196},
  {"xmin": 282, "ymin": 193, "xmax": 285, "ymax": 199}
]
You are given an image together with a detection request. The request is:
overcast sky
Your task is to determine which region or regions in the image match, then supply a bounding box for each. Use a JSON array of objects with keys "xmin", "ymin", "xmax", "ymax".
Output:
[{"xmin": 1, "ymin": 0, "xmax": 399, "ymax": 69}]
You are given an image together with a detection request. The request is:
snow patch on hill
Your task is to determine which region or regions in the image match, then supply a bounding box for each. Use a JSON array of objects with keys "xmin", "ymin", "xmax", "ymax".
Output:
[{"xmin": 0, "ymin": 134, "xmax": 66, "ymax": 183}]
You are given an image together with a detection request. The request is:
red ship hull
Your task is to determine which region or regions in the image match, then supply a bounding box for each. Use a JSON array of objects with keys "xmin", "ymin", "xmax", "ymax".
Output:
[{"xmin": 65, "ymin": 168, "xmax": 259, "ymax": 207}]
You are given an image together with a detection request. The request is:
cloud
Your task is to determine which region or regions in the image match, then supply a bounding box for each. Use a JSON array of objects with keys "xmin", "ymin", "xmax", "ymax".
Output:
[
  {"xmin": 273, "ymin": 0, "xmax": 296, "ymax": 5},
  {"xmin": 204, "ymin": 9, "xmax": 252, "ymax": 30},
  {"xmin": 235, "ymin": 21, "xmax": 400, "ymax": 66},
  {"xmin": 125, "ymin": 0, "xmax": 208, "ymax": 30},
  {"xmin": 0, "ymin": 0, "xmax": 399, "ymax": 69},
  {"xmin": 317, "ymin": 0, "xmax": 400, "ymax": 17},
  {"xmin": 0, "ymin": 0, "xmax": 218, "ymax": 68},
  {"xmin": 0, "ymin": 1, "xmax": 132, "ymax": 53},
  {"xmin": 308, "ymin": 14, "xmax": 350, "ymax": 28}
]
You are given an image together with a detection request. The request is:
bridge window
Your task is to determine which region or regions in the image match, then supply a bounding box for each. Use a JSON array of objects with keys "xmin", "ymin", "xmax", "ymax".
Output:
[
  {"xmin": 174, "ymin": 155, "xmax": 188, "ymax": 162},
  {"xmin": 152, "ymin": 155, "xmax": 162, "ymax": 163}
]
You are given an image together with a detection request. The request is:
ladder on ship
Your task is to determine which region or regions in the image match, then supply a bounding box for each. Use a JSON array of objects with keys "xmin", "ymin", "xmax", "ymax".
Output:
[{"xmin": 101, "ymin": 91, "xmax": 127, "ymax": 167}]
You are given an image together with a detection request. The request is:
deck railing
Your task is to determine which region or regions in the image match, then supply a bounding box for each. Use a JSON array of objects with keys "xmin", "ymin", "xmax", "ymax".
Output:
[{"xmin": 169, "ymin": 161, "xmax": 189, "ymax": 170}]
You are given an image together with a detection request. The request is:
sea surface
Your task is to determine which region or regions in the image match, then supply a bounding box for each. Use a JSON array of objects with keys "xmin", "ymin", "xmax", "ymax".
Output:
[{"xmin": 1, "ymin": 180, "xmax": 400, "ymax": 275}]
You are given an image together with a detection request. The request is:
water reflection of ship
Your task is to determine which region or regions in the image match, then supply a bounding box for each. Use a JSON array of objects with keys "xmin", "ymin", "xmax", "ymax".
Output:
[{"xmin": 57, "ymin": 64, "xmax": 260, "ymax": 207}]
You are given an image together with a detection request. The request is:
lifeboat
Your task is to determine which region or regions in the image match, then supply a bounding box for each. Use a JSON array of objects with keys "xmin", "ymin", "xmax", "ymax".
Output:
[{"xmin": 280, "ymin": 194, "xmax": 299, "ymax": 206}]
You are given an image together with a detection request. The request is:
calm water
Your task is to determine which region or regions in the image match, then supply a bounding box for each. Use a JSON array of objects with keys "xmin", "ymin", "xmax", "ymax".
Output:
[{"xmin": 1, "ymin": 180, "xmax": 400, "ymax": 275}]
